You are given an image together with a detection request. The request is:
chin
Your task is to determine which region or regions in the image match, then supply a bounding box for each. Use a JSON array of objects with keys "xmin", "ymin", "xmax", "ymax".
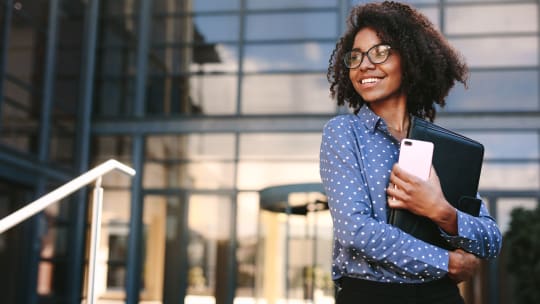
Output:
[{"xmin": 360, "ymin": 96, "xmax": 383, "ymax": 103}]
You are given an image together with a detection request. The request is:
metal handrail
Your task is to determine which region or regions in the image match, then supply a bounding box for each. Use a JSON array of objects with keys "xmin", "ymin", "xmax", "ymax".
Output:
[
  {"xmin": 0, "ymin": 159, "xmax": 135, "ymax": 233},
  {"xmin": 0, "ymin": 159, "xmax": 136, "ymax": 304}
]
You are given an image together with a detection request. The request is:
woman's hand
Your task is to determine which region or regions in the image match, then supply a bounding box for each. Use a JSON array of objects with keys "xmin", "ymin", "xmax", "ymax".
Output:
[
  {"xmin": 448, "ymin": 249, "xmax": 481, "ymax": 283},
  {"xmin": 386, "ymin": 164, "xmax": 458, "ymax": 234}
]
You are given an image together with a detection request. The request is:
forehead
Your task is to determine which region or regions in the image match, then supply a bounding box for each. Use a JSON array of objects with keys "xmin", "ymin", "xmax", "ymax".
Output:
[{"xmin": 352, "ymin": 27, "xmax": 382, "ymax": 50}]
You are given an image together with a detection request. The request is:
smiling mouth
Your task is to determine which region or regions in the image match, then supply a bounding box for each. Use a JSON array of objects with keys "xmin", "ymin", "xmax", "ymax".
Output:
[{"xmin": 361, "ymin": 77, "xmax": 381, "ymax": 84}]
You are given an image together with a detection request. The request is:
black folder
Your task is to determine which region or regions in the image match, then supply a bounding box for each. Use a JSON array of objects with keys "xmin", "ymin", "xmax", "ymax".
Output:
[{"xmin": 388, "ymin": 116, "xmax": 484, "ymax": 249}]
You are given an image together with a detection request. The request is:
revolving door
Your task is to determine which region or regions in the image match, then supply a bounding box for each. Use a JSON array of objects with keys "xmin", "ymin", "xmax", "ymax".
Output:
[{"xmin": 256, "ymin": 183, "xmax": 334, "ymax": 304}]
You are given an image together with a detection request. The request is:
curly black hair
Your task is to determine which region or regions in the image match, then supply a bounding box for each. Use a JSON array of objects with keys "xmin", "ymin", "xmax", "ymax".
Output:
[{"xmin": 327, "ymin": 1, "xmax": 468, "ymax": 121}]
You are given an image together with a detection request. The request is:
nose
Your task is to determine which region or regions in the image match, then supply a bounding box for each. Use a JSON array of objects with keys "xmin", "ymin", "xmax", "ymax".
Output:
[{"xmin": 358, "ymin": 55, "xmax": 375, "ymax": 71}]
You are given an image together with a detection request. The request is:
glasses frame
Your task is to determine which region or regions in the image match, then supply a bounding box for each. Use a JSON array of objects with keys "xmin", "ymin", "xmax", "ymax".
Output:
[{"xmin": 344, "ymin": 44, "xmax": 392, "ymax": 69}]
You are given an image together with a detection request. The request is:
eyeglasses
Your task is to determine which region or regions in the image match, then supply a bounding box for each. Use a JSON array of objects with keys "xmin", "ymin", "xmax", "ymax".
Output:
[{"xmin": 344, "ymin": 44, "xmax": 392, "ymax": 69}]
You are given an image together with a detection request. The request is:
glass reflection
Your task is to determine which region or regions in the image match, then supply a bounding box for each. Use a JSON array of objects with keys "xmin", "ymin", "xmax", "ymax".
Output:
[
  {"xmin": 248, "ymin": 0, "xmax": 337, "ymax": 9},
  {"xmin": 236, "ymin": 192, "xmax": 260, "ymax": 301},
  {"xmin": 445, "ymin": 71, "xmax": 538, "ymax": 112},
  {"xmin": 496, "ymin": 198, "xmax": 538, "ymax": 234},
  {"xmin": 151, "ymin": 16, "xmax": 240, "ymax": 44},
  {"xmin": 146, "ymin": 134, "xmax": 235, "ymax": 161},
  {"xmin": 256, "ymin": 186, "xmax": 333, "ymax": 303},
  {"xmin": 244, "ymin": 43, "xmax": 334, "ymax": 72},
  {"xmin": 192, "ymin": 0, "xmax": 241, "ymax": 12},
  {"xmin": 145, "ymin": 134, "xmax": 236, "ymax": 189},
  {"xmin": 242, "ymin": 74, "xmax": 334, "ymax": 114},
  {"xmin": 144, "ymin": 162, "xmax": 235, "ymax": 189},
  {"xmin": 446, "ymin": 0, "xmax": 530, "ymax": 3},
  {"xmin": 194, "ymin": 16, "xmax": 240, "ymax": 42},
  {"xmin": 187, "ymin": 194, "xmax": 232, "ymax": 303},
  {"xmin": 237, "ymin": 161, "xmax": 320, "ymax": 190},
  {"xmin": 450, "ymin": 37, "xmax": 538, "ymax": 68},
  {"xmin": 146, "ymin": 11, "xmax": 239, "ymax": 115},
  {"xmin": 84, "ymin": 190, "xmax": 132, "ymax": 301},
  {"xmin": 445, "ymin": 4, "xmax": 537, "ymax": 34},
  {"xmin": 246, "ymin": 12, "xmax": 337, "ymax": 41},
  {"xmin": 189, "ymin": 44, "xmax": 238, "ymax": 73},
  {"xmin": 461, "ymin": 132, "xmax": 539, "ymax": 160},
  {"xmin": 480, "ymin": 163, "xmax": 539, "ymax": 190},
  {"xmin": 416, "ymin": 7, "xmax": 439, "ymax": 29},
  {"xmin": 397, "ymin": 0, "xmax": 438, "ymax": 3},
  {"xmin": 240, "ymin": 134, "xmax": 321, "ymax": 160},
  {"xmin": 189, "ymin": 75, "xmax": 237, "ymax": 114},
  {"xmin": 1, "ymin": 0, "xmax": 48, "ymax": 154}
]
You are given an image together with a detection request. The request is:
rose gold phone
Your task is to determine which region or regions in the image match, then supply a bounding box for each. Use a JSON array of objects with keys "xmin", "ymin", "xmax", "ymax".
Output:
[{"xmin": 398, "ymin": 139, "xmax": 434, "ymax": 181}]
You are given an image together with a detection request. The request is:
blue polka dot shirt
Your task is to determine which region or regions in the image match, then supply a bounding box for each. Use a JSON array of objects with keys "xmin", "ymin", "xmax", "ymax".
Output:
[{"xmin": 319, "ymin": 105, "xmax": 502, "ymax": 283}]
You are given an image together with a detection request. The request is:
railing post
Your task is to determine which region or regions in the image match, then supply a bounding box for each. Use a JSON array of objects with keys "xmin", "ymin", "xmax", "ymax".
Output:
[{"xmin": 86, "ymin": 177, "xmax": 104, "ymax": 304}]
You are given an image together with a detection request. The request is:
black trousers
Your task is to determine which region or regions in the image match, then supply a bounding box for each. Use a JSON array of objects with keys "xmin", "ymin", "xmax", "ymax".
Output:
[{"xmin": 336, "ymin": 276, "xmax": 465, "ymax": 304}]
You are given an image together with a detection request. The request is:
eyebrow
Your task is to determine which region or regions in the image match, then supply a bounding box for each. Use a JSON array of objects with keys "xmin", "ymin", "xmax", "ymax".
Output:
[{"xmin": 350, "ymin": 44, "xmax": 383, "ymax": 52}]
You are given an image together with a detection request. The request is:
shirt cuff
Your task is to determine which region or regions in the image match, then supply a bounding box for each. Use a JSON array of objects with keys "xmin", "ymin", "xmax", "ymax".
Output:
[{"xmin": 438, "ymin": 210, "xmax": 475, "ymax": 250}]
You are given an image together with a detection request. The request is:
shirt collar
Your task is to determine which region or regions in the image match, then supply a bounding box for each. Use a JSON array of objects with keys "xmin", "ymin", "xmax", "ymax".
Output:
[{"xmin": 357, "ymin": 105, "xmax": 382, "ymax": 134}]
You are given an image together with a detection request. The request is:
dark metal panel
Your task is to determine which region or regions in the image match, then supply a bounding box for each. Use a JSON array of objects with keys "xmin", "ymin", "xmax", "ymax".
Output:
[
  {"xmin": 236, "ymin": 0, "xmax": 246, "ymax": 114},
  {"xmin": 132, "ymin": 0, "xmax": 152, "ymax": 117},
  {"xmin": 0, "ymin": 150, "xmax": 71, "ymax": 182},
  {"xmin": 0, "ymin": 0, "xmax": 14, "ymax": 126},
  {"xmin": 91, "ymin": 112, "xmax": 540, "ymax": 135},
  {"xmin": 68, "ymin": 0, "xmax": 102, "ymax": 302},
  {"xmin": 436, "ymin": 112, "xmax": 540, "ymax": 132},
  {"xmin": 126, "ymin": 0, "xmax": 153, "ymax": 301},
  {"xmin": 224, "ymin": 132, "xmax": 241, "ymax": 304},
  {"xmin": 92, "ymin": 115, "xmax": 331, "ymax": 134},
  {"xmin": 38, "ymin": 0, "xmax": 60, "ymax": 162},
  {"xmin": 126, "ymin": 135, "xmax": 145, "ymax": 304},
  {"xmin": 27, "ymin": 1, "xmax": 61, "ymax": 302}
]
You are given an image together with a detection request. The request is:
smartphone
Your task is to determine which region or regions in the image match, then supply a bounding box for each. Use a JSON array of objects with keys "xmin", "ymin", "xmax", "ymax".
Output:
[{"xmin": 398, "ymin": 139, "xmax": 434, "ymax": 181}]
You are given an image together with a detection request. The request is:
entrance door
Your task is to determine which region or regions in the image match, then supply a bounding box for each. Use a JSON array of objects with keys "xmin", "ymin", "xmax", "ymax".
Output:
[
  {"xmin": 0, "ymin": 179, "xmax": 34, "ymax": 304},
  {"xmin": 141, "ymin": 192, "xmax": 234, "ymax": 304}
]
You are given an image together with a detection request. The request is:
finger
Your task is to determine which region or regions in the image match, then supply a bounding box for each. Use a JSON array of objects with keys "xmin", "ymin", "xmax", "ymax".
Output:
[
  {"xmin": 389, "ymin": 167, "xmax": 409, "ymax": 190},
  {"xmin": 392, "ymin": 164, "xmax": 424, "ymax": 188},
  {"xmin": 387, "ymin": 196, "xmax": 406, "ymax": 209},
  {"xmin": 429, "ymin": 165, "xmax": 437, "ymax": 177},
  {"xmin": 428, "ymin": 165, "xmax": 440, "ymax": 182},
  {"xmin": 386, "ymin": 183, "xmax": 402, "ymax": 199},
  {"xmin": 392, "ymin": 164, "xmax": 416, "ymax": 182},
  {"xmin": 388, "ymin": 174, "xmax": 415, "ymax": 199}
]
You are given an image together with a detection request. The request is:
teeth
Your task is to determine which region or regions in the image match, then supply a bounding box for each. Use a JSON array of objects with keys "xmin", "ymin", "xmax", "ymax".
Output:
[{"xmin": 361, "ymin": 78, "xmax": 379, "ymax": 84}]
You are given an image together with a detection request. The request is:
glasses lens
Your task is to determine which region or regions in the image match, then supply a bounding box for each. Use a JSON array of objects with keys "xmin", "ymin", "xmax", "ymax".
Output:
[
  {"xmin": 368, "ymin": 45, "xmax": 391, "ymax": 64},
  {"xmin": 344, "ymin": 51, "xmax": 362, "ymax": 68}
]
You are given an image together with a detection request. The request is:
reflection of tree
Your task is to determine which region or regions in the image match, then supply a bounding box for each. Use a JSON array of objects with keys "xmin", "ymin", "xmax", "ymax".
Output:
[
  {"xmin": 236, "ymin": 238, "xmax": 257, "ymax": 288},
  {"xmin": 290, "ymin": 265, "xmax": 333, "ymax": 299},
  {"xmin": 505, "ymin": 205, "xmax": 540, "ymax": 303},
  {"xmin": 192, "ymin": 26, "xmax": 221, "ymax": 65},
  {"xmin": 188, "ymin": 266, "xmax": 206, "ymax": 292},
  {"xmin": 191, "ymin": 25, "xmax": 221, "ymax": 115},
  {"xmin": 146, "ymin": 23, "xmax": 221, "ymax": 115},
  {"xmin": 187, "ymin": 230, "xmax": 208, "ymax": 293}
]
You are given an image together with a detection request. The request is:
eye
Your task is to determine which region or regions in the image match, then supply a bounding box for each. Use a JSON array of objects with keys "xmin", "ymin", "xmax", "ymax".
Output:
[
  {"xmin": 373, "ymin": 46, "xmax": 389, "ymax": 58},
  {"xmin": 350, "ymin": 51, "xmax": 362, "ymax": 61}
]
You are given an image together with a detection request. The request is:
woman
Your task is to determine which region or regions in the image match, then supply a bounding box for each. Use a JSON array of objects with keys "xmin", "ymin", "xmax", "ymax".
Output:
[{"xmin": 319, "ymin": 2, "xmax": 502, "ymax": 303}]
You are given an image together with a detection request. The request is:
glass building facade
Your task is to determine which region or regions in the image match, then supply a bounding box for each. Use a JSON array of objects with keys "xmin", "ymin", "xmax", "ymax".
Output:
[{"xmin": 0, "ymin": 0, "xmax": 539, "ymax": 303}]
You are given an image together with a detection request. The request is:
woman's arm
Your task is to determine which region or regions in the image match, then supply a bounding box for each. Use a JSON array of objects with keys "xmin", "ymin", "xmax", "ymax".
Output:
[{"xmin": 387, "ymin": 164, "xmax": 502, "ymax": 259}]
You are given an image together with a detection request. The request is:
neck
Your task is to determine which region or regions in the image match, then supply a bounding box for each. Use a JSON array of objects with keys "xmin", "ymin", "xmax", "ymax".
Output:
[
  {"xmin": 368, "ymin": 97, "xmax": 409, "ymax": 140},
  {"xmin": 369, "ymin": 98, "xmax": 409, "ymax": 130},
  {"xmin": 386, "ymin": 115, "xmax": 409, "ymax": 132}
]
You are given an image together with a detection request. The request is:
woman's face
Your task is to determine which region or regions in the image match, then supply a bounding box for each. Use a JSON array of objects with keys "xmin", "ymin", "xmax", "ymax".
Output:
[{"xmin": 348, "ymin": 27, "xmax": 404, "ymax": 105}]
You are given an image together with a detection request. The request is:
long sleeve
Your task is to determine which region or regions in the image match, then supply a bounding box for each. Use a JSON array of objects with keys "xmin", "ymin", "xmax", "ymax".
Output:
[
  {"xmin": 320, "ymin": 114, "xmax": 451, "ymax": 283},
  {"xmin": 440, "ymin": 198, "xmax": 502, "ymax": 258}
]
